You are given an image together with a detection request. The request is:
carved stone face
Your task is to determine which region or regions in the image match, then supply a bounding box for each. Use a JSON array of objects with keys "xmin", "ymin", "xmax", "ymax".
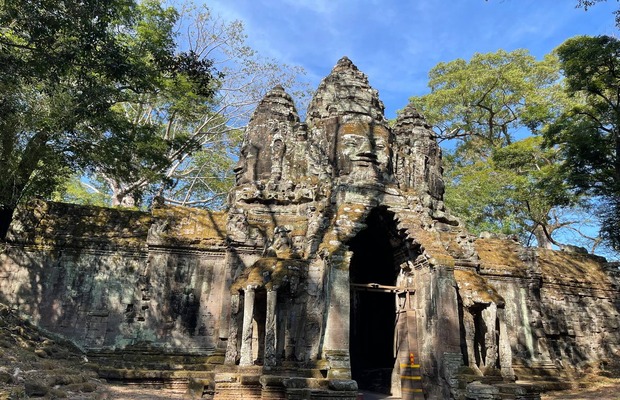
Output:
[
  {"xmin": 234, "ymin": 120, "xmax": 293, "ymax": 186},
  {"xmin": 336, "ymin": 122, "xmax": 390, "ymax": 178},
  {"xmin": 233, "ymin": 143, "xmax": 257, "ymax": 185}
]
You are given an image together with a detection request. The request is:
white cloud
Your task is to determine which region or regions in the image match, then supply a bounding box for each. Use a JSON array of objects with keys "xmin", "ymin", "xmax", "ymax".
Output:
[{"xmin": 201, "ymin": 0, "xmax": 619, "ymax": 117}]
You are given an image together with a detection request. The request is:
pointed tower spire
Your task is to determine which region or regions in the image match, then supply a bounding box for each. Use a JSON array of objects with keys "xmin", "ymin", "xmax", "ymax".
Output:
[
  {"xmin": 306, "ymin": 56, "xmax": 385, "ymax": 122},
  {"xmin": 392, "ymin": 104, "xmax": 444, "ymax": 200},
  {"xmin": 234, "ymin": 86, "xmax": 300, "ymax": 186}
]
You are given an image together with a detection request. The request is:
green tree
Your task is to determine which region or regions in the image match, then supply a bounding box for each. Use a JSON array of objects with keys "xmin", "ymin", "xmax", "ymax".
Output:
[
  {"xmin": 546, "ymin": 35, "xmax": 620, "ymax": 250},
  {"xmin": 410, "ymin": 49, "xmax": 591, "ymax": 249},
  {"xmin": 576, "ymin": 0, "xmax": 620, "ymax": 27},
  {"xmin": 445, "ymin": 137, "xmax": 589, "ymax": 248},
  {"xmin": 0, "ymin": 0, "xmax": 218, "ymax": 238},
  {"xmin": 52, "ymin": 176, "xmax": 111, "ymax": 207},
  {"xmin": 492, "ymin": 137, "xmax": 591, "ymax": 248},
  {"xmin": 77, "ymin": 3, "xmax": 310, "ymax": 208},
  {"xmin": 411, "ymin": 49, "xmax": 560, "ymax": 150}
]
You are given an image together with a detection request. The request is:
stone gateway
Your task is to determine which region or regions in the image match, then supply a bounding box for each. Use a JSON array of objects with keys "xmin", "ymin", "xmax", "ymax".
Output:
[{"xmin": 1, "ymin": 57, "xmax": 619, "ymax": 400}]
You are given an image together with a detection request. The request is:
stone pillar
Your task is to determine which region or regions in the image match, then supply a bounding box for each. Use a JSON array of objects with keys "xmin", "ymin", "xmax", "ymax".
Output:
[
  {"xmin": 481, "ymin": 303, "xmax": 498, "ymax": 374},
  {"xmin": 219, "ymin": 250, "xmax": 238, "ymax": 339},
  {"xmin": 392, "ymin": 295, "xmax": 408, "ymax": 398},
  {"xmin": 402, "ymin": 308, "xmax": 424, "ymax": 400},
  {"xmin": 225, "ymin": 293, "xmax": 242, "ymax": 364},
  {"xmin": 322, "ymin": 252, "xmax": 352, "ymax": 379},
  {"xmin": 497, "ymin": 308, "xmax": 515, "ymax": 380},
  {"xmin": 462, "ymin": 308, "xmax": 480, "ymax": 374},
  {"xmin": 433, "ymin": 264, "xmax": 463, "ymax": 399},
  {"xmin": 240, "ymin": 286, "xmax": 257, "ymax": 366},
  {"xmin": 264, "ymin": 289, "xmax": 278, "ymax": 367}
]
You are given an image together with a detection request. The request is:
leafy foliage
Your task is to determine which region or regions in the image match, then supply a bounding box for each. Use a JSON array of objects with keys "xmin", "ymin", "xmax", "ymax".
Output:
[
  {"xmin": 410, "ymin": 49, "xmax": 560, "ymax": 152},
  {"xmin": 0, "ymin": 0, "xmax": 219, "ymax": 236},
  {"xmin": 445, "ymin": 136, "xmax": 585, "ymax": 247},
  {"xmin": 52, "ymin": 176, "xmax": 111, "ymax": 207},
  {"xmin": 545, "ymin": 35, "xmax": 620, "ymax": 250},
  {"xmin": 78, "ymin": 2, "xmax": 311, "ymax": 208},
  {"xmin": 411, "ymin": 49, "xmax": 590, "ymax": 249}
]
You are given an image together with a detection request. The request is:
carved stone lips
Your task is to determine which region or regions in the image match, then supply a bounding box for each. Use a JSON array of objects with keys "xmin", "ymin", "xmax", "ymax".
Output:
[{"xmin": 351, "ymin": 151, "xmax": 378, "ymax": 166}]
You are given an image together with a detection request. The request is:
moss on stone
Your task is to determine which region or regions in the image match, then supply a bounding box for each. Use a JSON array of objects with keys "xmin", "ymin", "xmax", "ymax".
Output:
[
  {"xmin": 405, "ymin": 224, "xmax": 456, "ymax": 266},
  {"xmin": 455, "ymin": 269, "xmax": 505, "ymax": 306},
  {"xmin": 318, "ymin": 203, "xmax": 367, "ymax": 255},
  {"xmin": 245, "ymin": 213, "xmax": 308, "ymax": 238},
  {"xmin": 152, "ymin": 205, "xmax": 227, "ymax": 241},
  {"xmin": 10, "ymin": 200, "xmax": 152, "ymax": 249},
  {"xmin": 537, "ymin": 248, "xmax": 612, "ymax": 289},
  {"xmin": 475, "ymin": 238, "xmax": 528, "ymax": 277},
  {"xmin": 230, "ymin": 257, "xmax": 308, "ymax": 293}
]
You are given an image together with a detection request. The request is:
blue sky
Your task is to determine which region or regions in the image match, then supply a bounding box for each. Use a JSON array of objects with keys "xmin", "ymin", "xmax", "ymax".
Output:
[
  {"xmin": 205, "ymin": 0, "xmax": 618, "ymax": 119},
  {"xmin": 202, "ymin": 1, "xmax": 619, "ymax": 258}
]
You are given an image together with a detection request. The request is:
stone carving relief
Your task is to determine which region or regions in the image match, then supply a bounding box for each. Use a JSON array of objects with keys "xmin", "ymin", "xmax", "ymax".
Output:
[
  {"xmin": 335, "ymin": 122, "xmax": 391, "ymax": 182},
  {"xmin": 393, "ymin": 103, "xmax": 445, "ymax": 201},
  {"xmin": 4, "ymin": 55, "xmax": 620, "ymax": 400}
]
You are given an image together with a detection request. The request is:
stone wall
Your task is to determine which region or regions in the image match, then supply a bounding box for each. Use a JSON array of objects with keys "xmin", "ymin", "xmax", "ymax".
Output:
[
  {"xmin": 0, "ymin": 200, "xmax": 230, "ymax": 354},
  {"xmin": 475, "ymin": 238, "xmax": 620, "ymax": 380},
  {"xmin": 2, "ymin": 194, "xmax": 619, "ymax": 399}
]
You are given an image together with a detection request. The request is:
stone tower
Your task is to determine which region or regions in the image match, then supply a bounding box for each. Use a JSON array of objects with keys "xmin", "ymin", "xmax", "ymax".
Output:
[{"xmin": 220, "ymin": 56, "xmax": 497, "ymax": 399}]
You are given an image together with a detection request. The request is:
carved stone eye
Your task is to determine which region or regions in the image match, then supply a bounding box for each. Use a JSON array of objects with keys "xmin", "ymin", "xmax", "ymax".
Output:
[{"xmin": 343, "ymin": 136, "xmax": 359, "ymax": 146}]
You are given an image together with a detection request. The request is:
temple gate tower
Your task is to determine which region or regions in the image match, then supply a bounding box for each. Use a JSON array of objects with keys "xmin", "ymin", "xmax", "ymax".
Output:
[{"xmin": 216, "ymin": 56, "xmax": 514, "ymax": 399}]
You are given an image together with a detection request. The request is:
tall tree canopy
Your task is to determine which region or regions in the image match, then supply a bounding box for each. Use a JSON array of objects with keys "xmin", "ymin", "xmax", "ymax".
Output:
[
  {"xmin": 409, "ymin": 49, "xmax": 591, "ymax": 249},
  {"xmin": 53, "ymin": 3, "xmax": 311, "ymax": 210},
  {"xmin": 576, "ymin": 0, "xmax": 620, "ymax": 27},
  {"xmin": 0, "ymin": 0, "xmax": 218, "ymax": 238},
  {"xmin": 545, "ymin": 35, "xmax": 620, "ymax": 250},
  {"xmin": 412, "ymin": 49, "xmax": 560, "ymax": 146},
  {"xmin": 106, "ymin": 3, "xmax": 310, "ymax": 209}
]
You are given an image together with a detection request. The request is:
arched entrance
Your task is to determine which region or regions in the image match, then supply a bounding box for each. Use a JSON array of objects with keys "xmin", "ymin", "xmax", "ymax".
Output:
[{"xmin": 348, "ymin": 207, "xmax": 414, "ymax": 395}]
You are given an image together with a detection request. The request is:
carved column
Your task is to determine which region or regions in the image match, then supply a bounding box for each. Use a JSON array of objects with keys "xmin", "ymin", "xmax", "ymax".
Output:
[
  {"xmin": 219, "ymin": 250, "xmax": 237, "ymax": 340},
  {"xmin": 497, "ymin": 307, "xmax": 515, "ymax": 379},
  {"xmin": 264, "ymin": 289, "xmax": 278, "ymax": 367},
  {"xmin": 240, "ymin": 286, "xmax": 256, "ymax": 366},
  {"xmin": 225, "ymin": 293, "xmax": 241, "ymax": 364},
  {"xmin": 462, "ymin": 308, "xmax": 480, "ymax": 374},
  {"xmin": 322, "ymin": 252, "xmax": 352, "ymax": 379},
  {"xmin": 481, "ymin": 303, "xmax": 498, "ymax": 374}
]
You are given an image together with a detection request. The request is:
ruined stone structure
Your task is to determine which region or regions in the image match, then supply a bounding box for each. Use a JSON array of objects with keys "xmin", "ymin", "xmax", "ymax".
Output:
[{"xmin": 1, "ymin": 57, "xmax": 619, "ymax": 399}]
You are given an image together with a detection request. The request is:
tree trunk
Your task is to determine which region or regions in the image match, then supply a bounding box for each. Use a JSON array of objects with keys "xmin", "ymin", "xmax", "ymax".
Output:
[
  {"xmin": 105, "ymin": 176, "xmax": 139, "ymax": 208},
  {"xmin": 533, "ymin": 225, "xmax": 554, "ymax": 249},
  {"xmin": 112, "ymin": 191, "xmax": 136, "ymax": 207},
  {"xmin": 0, "ymin": 205, "xmax": 15, "ymax": 241},
  {"xmin": 614, "ymin": 128, "xmax": 620, "ymax": 190}
]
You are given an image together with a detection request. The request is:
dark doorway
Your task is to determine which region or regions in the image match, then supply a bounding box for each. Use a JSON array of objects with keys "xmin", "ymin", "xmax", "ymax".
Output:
[{"xmin": 348, "ymin": 207, "xmax": 404, "ymax": 394}]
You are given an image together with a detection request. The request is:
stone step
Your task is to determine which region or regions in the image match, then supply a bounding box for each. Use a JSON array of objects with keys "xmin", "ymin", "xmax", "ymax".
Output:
[
  {"xmin": 98, "ymin": 367, "xmax": 215, "ymax": 381},
  {"xmin": 466, "ymin": 381, "xmax": 543, "ymax": 400}
]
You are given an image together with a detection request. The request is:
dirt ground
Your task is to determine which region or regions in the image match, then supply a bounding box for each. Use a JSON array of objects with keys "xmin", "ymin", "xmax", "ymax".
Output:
[
  {"xmin": 3, "ymin": 379, "xmax": 619, "ymax": 399},
  {"xmin": 96, "ymin": 381, "xmax": 620, "ymax": 400},
  {"xmin": 540, "ymin": 381, "xmax": 620, "ymax": 400},
  {"xmin": 99, "ymin": 385, "xmax": 189, "ymax": 399}
]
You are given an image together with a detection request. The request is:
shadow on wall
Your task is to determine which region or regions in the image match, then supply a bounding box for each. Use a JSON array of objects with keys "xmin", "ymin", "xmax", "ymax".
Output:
[
  {"xmin": 536, "ymin": 251, "xmax": 620, "ymax": 372},
  {"xmin": 0, "ymin": 200, "xmax": 237, "ymax": 351},
  {"xmin": 0, "ymin": 245, "xmax": 45, "ymax": 320}
]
